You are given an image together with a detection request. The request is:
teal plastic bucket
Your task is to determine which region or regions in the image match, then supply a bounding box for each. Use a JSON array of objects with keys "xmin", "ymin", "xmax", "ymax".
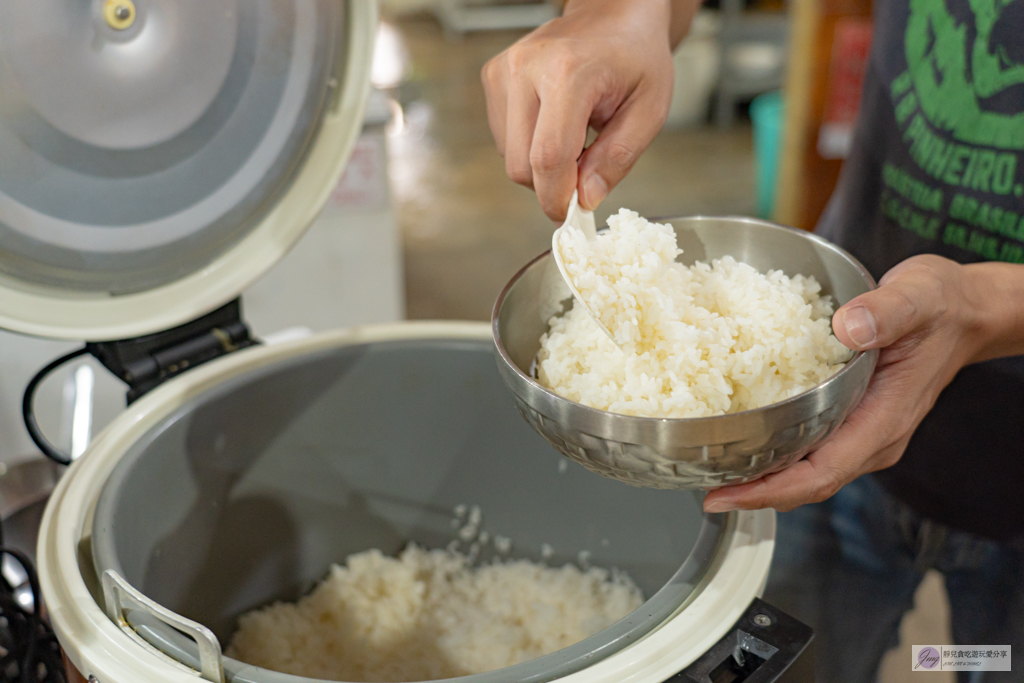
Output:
[{"xmin": 750, "ymin": 91, "xmax": 784, "ymax": 219}]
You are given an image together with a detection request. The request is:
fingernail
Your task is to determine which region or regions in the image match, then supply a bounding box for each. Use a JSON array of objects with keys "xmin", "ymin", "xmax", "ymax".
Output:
[
  {"xmin": 843, "ymin": 306, "xmax": 877, "ymax": 347},
  {"xmin": 704, "ymin": 499, "xmax": 737, "ymax": 514},
  {"xmin": 581, "ymin": 174, "xmax": 608, "ymax": 210}
]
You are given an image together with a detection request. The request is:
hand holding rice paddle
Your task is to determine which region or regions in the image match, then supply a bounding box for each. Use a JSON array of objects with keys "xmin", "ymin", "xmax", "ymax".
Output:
[{"xmin": 551, "ymin": 191, "xmax": 619, "ymax": 348}]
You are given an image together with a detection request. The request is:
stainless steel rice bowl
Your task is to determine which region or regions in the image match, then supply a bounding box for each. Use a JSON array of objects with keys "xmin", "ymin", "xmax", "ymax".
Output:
[{"xmin": 492, "ymin": 216, "xmax": 879, "ymax": 490}]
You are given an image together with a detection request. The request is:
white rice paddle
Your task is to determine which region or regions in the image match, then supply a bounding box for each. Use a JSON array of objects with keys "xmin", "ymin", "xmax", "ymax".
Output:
[{"xmin": 551, "ymin": 191, "xmax": 620, "ymax": 348}]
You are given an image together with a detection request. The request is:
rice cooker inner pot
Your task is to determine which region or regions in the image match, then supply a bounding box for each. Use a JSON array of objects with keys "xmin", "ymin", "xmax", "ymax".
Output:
[{"xmin": 90, "ymin": 337, "xmax": 726, "ymax": 683}]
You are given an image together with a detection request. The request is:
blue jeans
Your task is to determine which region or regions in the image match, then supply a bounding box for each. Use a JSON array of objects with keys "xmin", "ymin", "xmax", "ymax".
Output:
[{"xmin": 763, "ymin": 474, "xmax": 1024, "ymax": 683}]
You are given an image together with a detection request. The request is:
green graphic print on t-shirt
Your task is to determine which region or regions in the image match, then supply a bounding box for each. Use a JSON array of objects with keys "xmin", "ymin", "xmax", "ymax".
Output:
[{"xmin": 881, "ymin": 0, "xmax": 1024, "ymax": 262}]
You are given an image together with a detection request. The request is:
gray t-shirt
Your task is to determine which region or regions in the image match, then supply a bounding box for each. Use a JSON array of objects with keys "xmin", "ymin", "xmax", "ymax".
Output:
[{"xmin": 817, "ymin": 0, "xmax": 1024, "ymax": 540}]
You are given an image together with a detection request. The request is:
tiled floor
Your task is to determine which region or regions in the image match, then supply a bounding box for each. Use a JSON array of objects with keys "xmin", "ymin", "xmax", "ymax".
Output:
[{"xmin": 386, "ymin": 13, "xmax": 953, "ymax": 682}]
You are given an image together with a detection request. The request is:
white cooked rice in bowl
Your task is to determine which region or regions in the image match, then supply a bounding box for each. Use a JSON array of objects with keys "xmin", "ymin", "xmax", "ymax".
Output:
[{"xmin": 539, "ymin": 209, "xmax": 852, "ymax": 418}]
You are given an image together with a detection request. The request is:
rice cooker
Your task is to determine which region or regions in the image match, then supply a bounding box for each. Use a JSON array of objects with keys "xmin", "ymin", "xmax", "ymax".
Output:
[{"xmin": 0, "ymin": 1, "xmax": 813, "ymax": 682}]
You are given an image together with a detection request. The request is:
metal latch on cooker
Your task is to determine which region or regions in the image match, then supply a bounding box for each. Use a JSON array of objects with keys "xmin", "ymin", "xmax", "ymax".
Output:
[
  {"xmin": 23, "ymin": 299, "xmax": 256, "ymax": 465},
  {"xmin": 669, "ymin": 598, "xmax": 814, "ymax": 683}
]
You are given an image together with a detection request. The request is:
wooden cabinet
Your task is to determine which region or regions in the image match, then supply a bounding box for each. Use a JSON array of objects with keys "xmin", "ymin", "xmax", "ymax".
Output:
[{"xmin": 776, "ymin": 0, "xmax": 872, "ymax": 229}]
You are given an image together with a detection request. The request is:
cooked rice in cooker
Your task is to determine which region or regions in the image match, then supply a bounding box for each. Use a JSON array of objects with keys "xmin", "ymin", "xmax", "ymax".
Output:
[
  {"xmin": 227, "ymin": 546, "xmax": 643, "ymax": 682},
  {"xmin": 540, "ymin": 209, "xmax": 851, "ymax": 417}
]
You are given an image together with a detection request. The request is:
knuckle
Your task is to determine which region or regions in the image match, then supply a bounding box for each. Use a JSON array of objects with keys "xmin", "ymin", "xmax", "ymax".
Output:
[
  {"xmin": 536, "ymin": 188, "xmax": 567, "ymax": 221},
  {"xmin": 744, "ymin": 478, "xmax": 776, "ymax": 510},
  {"xmin": 605, "ymin": 141, "xmax": 640, "ymax": 175},
  {"xmin": 908, "ymin": 259, "xmax": 948, "ymax": 292},
  {"xmin": 542, "ymin": 202, "xmax": 567, "ymax": 222},
  {"xmin": 814, "ymin": 471, "xmax": 844, "ymax": 503},
  {"xmin": 877, "ymin": 449, "xmax": 903, "ymax": 470},
  {"xmin": 802, "ymin": 459, "xmax": 845, "ymax": 504},
  {"xmin": 891, "ymin": 287, "xmax": 925, "ymax": 327},
  {"xmin": 530, "ymin": 140, "xmax": 571, "ymax": 174},
  {"xmin": 481, "ymin": 59, "xmax": 498, "ymax": 87},
  {"xmin": 505, "ymin": 44, "xmax": 533, "ymax": 76},
  {"xmin": 506, "ymin": 159, "xmax": 532, "ymax": 187},
  {"xmin": 893, "ymin": 411, "xmax": 920, "ymax": 439},
  {"xmin": 882, "ymin": 256, "xmax": 953, "ymax": 319},
  {"xmin": 544, "ymin": 49, "xmax": 579, "ymax": 84},
  {"xmin": 509, "ymin": 170, "xmax": 533, "ymax": 187}
]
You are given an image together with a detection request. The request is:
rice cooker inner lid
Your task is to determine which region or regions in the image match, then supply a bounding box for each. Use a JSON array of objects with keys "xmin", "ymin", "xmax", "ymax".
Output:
[{"xmin": 0, "ymin": 0, "xmax": 368, "ymax": 340}]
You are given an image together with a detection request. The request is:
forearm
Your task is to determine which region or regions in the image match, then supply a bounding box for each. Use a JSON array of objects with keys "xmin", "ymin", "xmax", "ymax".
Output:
[
  {"xmin": 561, "ymin": 0, "xmax": 700, "ymax": 50},
  {"xmin": 963, "ymin": 262, "xmax": 1024, "ymax": 363}
]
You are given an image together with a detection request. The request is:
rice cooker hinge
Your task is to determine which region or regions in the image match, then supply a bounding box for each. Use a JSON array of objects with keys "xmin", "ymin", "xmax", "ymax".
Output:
[{"xmin": 87, "ymin": 298, "xmax": 256, "ymax": 404}]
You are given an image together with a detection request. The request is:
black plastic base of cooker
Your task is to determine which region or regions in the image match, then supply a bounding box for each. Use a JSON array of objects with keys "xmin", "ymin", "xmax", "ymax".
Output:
[{"xmin": 669, "ymin": 598, "xmax": 814, "ymax": 683}]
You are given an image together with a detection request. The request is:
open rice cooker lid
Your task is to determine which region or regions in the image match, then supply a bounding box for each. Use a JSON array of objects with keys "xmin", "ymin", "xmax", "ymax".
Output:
[
  {"xmin": 0, "ymin": 0, "xmax": 375, "ymax": 341},
  {"xmin": 37, "ymin": 323, "xmax": 779, "ymax": 683}
]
